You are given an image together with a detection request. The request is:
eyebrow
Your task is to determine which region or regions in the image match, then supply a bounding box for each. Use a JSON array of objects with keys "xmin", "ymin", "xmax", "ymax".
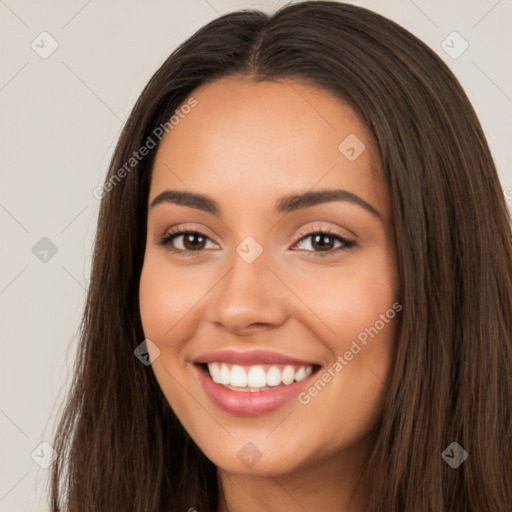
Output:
[{"xmin": 149, "ymin": 188, "xmax": 382, "ymax": 219}]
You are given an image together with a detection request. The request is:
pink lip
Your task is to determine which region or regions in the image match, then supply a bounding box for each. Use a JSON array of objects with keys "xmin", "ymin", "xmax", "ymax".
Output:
[
  {"xmin": 194, "ymin": 349, "xmax": 318, "ymax": 366},
  {"xmin": 194, "ymin": 363, "xmax": 321, "ymax": 416}
]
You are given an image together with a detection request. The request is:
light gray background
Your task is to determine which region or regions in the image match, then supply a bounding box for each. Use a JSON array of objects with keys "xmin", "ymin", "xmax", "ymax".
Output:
[{"xmin": 1, "ymin": 0, "xmax": 511, "ymax": 510}]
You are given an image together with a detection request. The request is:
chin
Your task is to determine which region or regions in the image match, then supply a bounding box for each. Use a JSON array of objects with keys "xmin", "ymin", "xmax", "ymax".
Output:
[{"xmin": 198, "ymin": 436, "xmax": 314, "ymax": 477}]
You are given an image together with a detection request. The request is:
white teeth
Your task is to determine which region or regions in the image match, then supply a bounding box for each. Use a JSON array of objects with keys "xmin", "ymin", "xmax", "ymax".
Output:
[
  {"xmin": 206, "ymin": 362, "xmax": 315, "ymax": 390},
  {"xmin": 220, "ymin": 364, "xmax": 231, "ymax": 385},
  {"xmin": 266, "ymin": 366, "xmax": 282, "ymax": 386},
  {"xmin": 295, "ymin": 366, "xmax": 307, "ymax": 381},
  {"xmin": 247, "ymin": 366, "xmax": 267, "ymax": 388},
  {"xmin": 281, "ymin": 365, "xmax": 296, "ymax": 385},
  {"xmin": 225, "ymin": 384, "xmax": 270, "ymax": 392},
  {"xmin": 209, "ymin": 362, "xmax": 221, "ymax": 384},
  {"xmin": 230, "ymin": 365, "xmax": 247, "ymax": 387}
]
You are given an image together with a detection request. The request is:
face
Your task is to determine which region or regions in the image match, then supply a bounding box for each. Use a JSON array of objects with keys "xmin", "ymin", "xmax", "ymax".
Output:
[{"xmin": 139, "ymin": 77, "xmax": 400, "ymax": 478}]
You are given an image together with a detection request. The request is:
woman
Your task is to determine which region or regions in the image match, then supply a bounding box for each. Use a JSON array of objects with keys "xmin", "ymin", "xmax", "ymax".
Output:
[{"xmin": 47, "ymin": 1, "xmax": 512, "ymax": 511}]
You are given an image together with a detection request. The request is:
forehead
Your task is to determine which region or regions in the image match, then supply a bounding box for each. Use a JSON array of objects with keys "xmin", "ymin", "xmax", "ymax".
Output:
[{"xmin": 149, "ymin": 77, "xmax": 389, "ymax": 222}]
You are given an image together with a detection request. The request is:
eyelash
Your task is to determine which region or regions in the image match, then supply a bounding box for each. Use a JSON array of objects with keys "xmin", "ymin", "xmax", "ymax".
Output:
[{"xmin": 157, "ymin": 226, "xmax": 356, "ymax": 258}]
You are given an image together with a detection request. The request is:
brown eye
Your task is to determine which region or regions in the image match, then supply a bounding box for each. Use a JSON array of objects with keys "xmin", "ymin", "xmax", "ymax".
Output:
[
  {"xmin": 158, "ymin": 228, "xmax": 217, "ymax": 256},
  {"xmin": 292, "ymin": 229, "xmax": 356, "ymax": 258},
  {"xmin": 179, "ymin": 232, "xmax": 207, "ymax": 251}
]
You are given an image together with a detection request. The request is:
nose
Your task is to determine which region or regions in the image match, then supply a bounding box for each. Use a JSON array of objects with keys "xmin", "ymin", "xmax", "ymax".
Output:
[{"xmin": 206, "ymin": 247, "xmax": 289, "ymax": 335}]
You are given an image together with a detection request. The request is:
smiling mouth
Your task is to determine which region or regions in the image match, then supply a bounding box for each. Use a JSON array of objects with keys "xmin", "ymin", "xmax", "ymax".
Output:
[{"xmin": 196, "ymin": 362, "xmax": 322, "ymax": 392}]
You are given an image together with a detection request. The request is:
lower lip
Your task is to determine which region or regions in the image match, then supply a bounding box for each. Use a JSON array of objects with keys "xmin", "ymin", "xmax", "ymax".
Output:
[{"xmin": 195, "ymin": 364, "xmax": 319, "ymax": 416}]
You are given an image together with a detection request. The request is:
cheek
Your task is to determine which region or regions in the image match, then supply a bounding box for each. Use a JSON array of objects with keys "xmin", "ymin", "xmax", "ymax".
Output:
[
  {"xmin": 294, "ymin": 248, "xmax": 399, "ymax": 349},
  {"xmin": 139, "ymin": 263, "xmax": 172, "ymax": 341},
  {"xmin": 138, "ymin": 257, "xmax": 201, "ymax": 427},
  {"xmin": 138, "ymin": 254, "xmax": 202, "ymax": 342},
  {"xmin": 298, "ymin": 246, "xmax": 400, "ymax": 408}
]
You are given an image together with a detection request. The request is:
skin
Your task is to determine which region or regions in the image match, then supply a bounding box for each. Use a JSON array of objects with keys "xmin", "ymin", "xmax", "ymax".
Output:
[{"xmin": 139, "ymin": 77, "xmax": 401, "ymax": 512}]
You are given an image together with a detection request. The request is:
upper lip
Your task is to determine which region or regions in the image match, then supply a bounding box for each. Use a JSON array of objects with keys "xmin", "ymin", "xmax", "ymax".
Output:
[{"xmin": 193, "ymin": 349, "xmax": 320, "ymax": 366}]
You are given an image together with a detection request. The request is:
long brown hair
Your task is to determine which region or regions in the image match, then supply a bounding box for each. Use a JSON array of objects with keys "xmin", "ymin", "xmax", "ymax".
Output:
[{"xmin": 47, "ymin": 2, "xmax": 512, "ymax": 510}]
